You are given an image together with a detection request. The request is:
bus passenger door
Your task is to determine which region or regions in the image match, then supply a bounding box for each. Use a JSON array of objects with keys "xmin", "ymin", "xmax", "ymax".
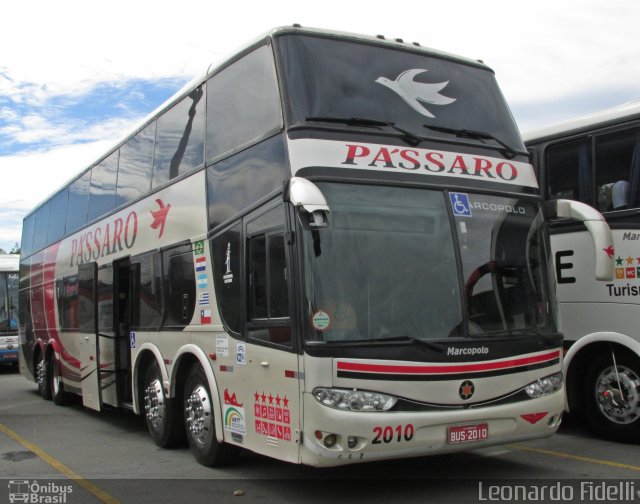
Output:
[
  {"xmin": 212, "ymin": 203, "xmax": 300, "ymax": 462},
  {"xmin": 242, "ymin": 203, "xmax": 300, "ymax": 462},
  {"xmin": 113, "ymin": 258, "xmax": 133, "ymax": 406},
  {"xmin": 78, "ymin": 262, "xmax": 101, "ymax": 411}
]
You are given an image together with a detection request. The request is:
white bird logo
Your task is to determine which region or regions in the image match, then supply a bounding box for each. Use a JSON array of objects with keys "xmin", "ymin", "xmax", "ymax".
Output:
[{"xmin": 376, "ymin": 68, "xmax": 456, "ymax": 118}]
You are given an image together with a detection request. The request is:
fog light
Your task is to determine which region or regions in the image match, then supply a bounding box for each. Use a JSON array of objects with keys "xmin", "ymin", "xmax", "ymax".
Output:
[
  {"xmin": 314, "ymin": 430, "xmax": 323, "ymax": 440},
  {"xmin": 324, "ymin": 434, "xmax": 337, "ymax": 448},
  {"xmin": 347, "ymin": 436, "xmax": 357, "ymax": 449}
]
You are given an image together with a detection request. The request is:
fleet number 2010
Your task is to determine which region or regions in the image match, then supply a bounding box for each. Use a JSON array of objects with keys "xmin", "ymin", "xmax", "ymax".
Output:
[{"xmin": 372, "ymin": 424, "xmax": 415, "ymax": 444}]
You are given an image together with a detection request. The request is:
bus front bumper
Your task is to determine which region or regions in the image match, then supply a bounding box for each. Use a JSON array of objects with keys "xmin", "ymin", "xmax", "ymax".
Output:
[{"xmin": 300, "ymin": 388, "xmax": 564, "ymax": 467}]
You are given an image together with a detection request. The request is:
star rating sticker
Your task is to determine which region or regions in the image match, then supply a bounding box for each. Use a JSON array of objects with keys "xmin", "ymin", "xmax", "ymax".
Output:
[
  {"xmin": 254, "ymin": 391, "xmax": 260, "ymax": 402},
  {"xmin": 283, "ymin": 396, "xmax": 289, "ymax": 408},
  {"xmin": 626, "ymin": 256, "xmax": 635, "ymax": 265},
  {"xmin": 268, "ymin": 393, "xmax": 274, "ymax": 405},
  {"xmin": 276, "ymin": 394, "xmax": 281, "ymax": 406},
  {"xmin": 616, "ymin": 256, "xmax": 624, "ymax": 266},
  {"xmin": 261, "ymin": 392, "xmax": 267, "ymax": 403}
]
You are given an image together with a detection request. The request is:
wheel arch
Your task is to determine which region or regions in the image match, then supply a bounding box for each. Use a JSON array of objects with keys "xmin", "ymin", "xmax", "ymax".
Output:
[
  {"xmin": 171, "ymin": 345, "xmax": 223, "ymax": 443},
  {"xmin": 132, "ymin": 343, "xmax": 167, "ymax": 416},
  {"xmin": 564, "ymin": 332, "xmax": 640, "ymax": 413}
]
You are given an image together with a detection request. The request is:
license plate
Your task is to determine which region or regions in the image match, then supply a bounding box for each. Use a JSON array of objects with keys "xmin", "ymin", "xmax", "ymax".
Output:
[{"xmin": 447, "ymin": 423, "xmax": 488, "ymax": 444}]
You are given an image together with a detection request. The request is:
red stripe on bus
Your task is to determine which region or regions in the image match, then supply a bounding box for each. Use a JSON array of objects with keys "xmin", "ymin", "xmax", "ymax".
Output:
[{"xmin": 336, "ymin": 350, "xmax": 560, "ymax": 375}]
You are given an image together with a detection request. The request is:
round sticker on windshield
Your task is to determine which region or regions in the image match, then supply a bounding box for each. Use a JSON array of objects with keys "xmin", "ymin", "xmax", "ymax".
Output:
[{"xmin": 312, "ymin": 310, "xmax": 331, "ymax": 331}]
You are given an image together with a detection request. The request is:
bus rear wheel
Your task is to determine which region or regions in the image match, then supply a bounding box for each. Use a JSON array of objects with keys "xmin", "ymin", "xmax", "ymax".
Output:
[
  {"xmin": 183, "ymin": 363, "xmax": 239, "ymax": 466},
  {"xmin": 36, "ymin": 353, "xmax": 51, "ymax": 400},
  {"xmin": 583, "ymin": 351, "xmax": 640, "ymax": 443},
  {"xmin": 143, "ymin": 362, "xmax": 183, "ymax": 448}
]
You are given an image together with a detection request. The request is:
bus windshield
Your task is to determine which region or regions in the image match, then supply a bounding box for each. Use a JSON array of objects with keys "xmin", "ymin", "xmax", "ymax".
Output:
[
  {"xmin": 276, "ymin": 34, "xmax": 524, "ymax": 153},
  {"xmin": 453, "ymin": 193, "xmax": 556, "ymax": 335},
  {"xmin": 301, "ymin": 184, "xmax": 556, "ymax": 343}
]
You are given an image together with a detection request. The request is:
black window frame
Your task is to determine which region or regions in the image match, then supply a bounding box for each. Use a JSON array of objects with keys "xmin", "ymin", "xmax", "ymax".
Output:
[
  {"xmin": 205, "ymin": 42, "xmax": 283, "ymax": 166},
  {"xmin": 541, "ymin": 122, "xmax": 640, "ymax": 213},
  {"xmin": 244, "ymin": 202, "xmax": 293, "ymax": 349},
  {"xmin": 152, "ymin": 86, "xmax": 206, "ymax": 189},
  {"xmin": 57, "ymin": 274, "xmax": 79, "ymax": 332},
  {"xmin": 129, "ymin": 251, "xmax": 164, "ymax": 330},
  {"xmin": 161, "ymin": 242, "xmax": 196, "ymax": 330},
  {"xmin": 210, "ymin": 222, "xmax": 243, "ymax": 336}
]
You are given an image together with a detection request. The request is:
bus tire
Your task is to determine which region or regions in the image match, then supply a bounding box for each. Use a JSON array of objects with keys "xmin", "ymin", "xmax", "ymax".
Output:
[
  {"xmin": 36, "ymin": 353, "xmax": 52, "ymax": 400},
  {"xmin": 583, "ymin": 351, "xmax": 640, "ymax": 443},
  {"xmin": 143, "ymin": 362, "xmax": 183, "ymax": 448},
  {"xmin": 183, "ymin": 363, "xmax": 239, "ymax": 467},
  {"xmin": 50, "ymin": 354, "xmax": 66, "ymax": 406}
]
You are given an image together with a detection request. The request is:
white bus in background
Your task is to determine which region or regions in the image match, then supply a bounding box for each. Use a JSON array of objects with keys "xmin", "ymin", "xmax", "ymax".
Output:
[
  {"xmin": 525, "ymin": 102, "xmax": 640, "ymax": 442},
  {"xmin": 0, "ymin": 254, "xmax": 19, "ymax": 367},
  {"xmin": 19, "ymin": 26, "xmax": 612, "ymax": 467}
]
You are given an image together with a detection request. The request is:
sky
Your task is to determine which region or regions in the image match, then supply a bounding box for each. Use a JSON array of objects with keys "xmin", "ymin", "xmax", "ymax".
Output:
[{"xmin": 1, "ymin": 0, "xmax": 639, "ymax": 252}]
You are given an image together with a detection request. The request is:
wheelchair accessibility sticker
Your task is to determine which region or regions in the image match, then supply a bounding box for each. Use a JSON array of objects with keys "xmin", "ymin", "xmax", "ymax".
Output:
[{"xmin": 450, "ymin": 192, "xmax": 472, "ymax": 217}]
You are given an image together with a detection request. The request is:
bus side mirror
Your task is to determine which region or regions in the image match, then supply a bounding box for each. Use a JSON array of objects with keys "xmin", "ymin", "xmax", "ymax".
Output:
[
  {"xmin": 545, "ymin": 199, "xmax": 614, "ymax": 281},
  {"xmin": 284, "ymin": 177, "xmax": 330, "ymax": 228}
]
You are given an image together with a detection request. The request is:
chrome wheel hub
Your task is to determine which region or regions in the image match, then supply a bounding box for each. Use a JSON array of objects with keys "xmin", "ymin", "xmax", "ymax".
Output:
[
  {"xmin": 595, "ymin": 365, "xmax": 640, "ymax": 425},
  {"xmin": 144, "ymin": 378, "xmax": 165, "ymax": 430},
  {"xmin": 185, "ymin": 385, "xmax": 212, "ymax": 446},
  {"xmin": 36, "ymin": 359, "xmax": 46, "ymax": 388}
]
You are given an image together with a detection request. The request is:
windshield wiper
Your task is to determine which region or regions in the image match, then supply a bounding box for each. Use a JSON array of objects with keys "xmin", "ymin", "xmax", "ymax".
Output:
[
  {"xmin": 474, "ymin": 328, "xmax": 560, "ymax": 344},
  {"xmin": 306, "ymin": 116, "xmax": 424, "ymax": 147},
  {"xmin": 372, "ymin": 335, "xmax": 444, "ymax": 352},
  {"xmin": 423, "ymin": 125, "xmax": 528, "ymax": 159}
]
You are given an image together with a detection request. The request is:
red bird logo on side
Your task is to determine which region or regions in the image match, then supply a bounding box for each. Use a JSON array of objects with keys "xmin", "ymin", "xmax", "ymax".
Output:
[
  {"xmin": 603, "ymin": 245, "xmax": 615, "ymax": 259},
  {"xmin": 150, "ymin": 199, "xmax": 171, "ymax": 238}
]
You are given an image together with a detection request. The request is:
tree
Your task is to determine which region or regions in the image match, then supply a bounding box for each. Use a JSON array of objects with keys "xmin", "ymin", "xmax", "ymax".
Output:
[{"xmin": 9, "ymin": 243, "xmax": 20, "ymax": 254}]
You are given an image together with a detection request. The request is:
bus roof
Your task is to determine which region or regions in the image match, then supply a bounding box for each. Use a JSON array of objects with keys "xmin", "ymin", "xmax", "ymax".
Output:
[
  {"xmin": 25, "ymin": 25, "xmax": 492, "ymax": 219},
  {"xmin": 0, "ymin": 254, "xmax": 19, "ymax": 272},
  {"xmin": 523, "ymin": 101, "xmax": 640, "ymax": 144}
]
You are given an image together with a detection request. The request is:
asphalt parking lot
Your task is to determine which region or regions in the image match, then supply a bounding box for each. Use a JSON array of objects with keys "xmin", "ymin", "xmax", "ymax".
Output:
[{"xmin": 1, "ymin": 365, "xmax": 639, "ymax": 503}]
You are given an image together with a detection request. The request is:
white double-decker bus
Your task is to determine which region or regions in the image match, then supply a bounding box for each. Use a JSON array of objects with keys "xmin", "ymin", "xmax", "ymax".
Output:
[
  {"xmin": 525, "ymin": 102, "xmax": 640, "ymax": 442},
  {"xmin": 19, "ymin": 26, "xmax": 612, "ymax": 467}
]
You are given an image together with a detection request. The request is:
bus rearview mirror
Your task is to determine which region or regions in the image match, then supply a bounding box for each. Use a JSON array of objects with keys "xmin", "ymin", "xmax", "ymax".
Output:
[
  {"xmin": 285, "ymin": 177, "xmax": 330, "ymax": 228},
  {"xmin": 545, "ymin": 199, "xmax": 614, "ymax": 281}
]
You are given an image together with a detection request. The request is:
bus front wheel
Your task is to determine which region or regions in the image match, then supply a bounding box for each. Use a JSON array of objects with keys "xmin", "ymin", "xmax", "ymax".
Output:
[
  {"xmin": 183, "ymin": 363, "xmax": 239, "ymax": 466},
  {"xmin": 583, "ymin": 351, "xmax": 640, "ymax": 443}
]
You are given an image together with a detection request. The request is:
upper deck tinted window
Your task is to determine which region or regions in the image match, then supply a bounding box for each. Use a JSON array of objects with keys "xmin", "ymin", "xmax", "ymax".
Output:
[
  {"xmin": 66, "ymin": 171, "xmax": 91, "ymax": 235},
  {"xmin": 32, "ymin": 202, "xmax": 50, "ymax": 252},
  {"xmin": 206, "ymin": 44, "xmax": 282, "ymax": 164},
  {"xmin": 275, "ymin": 35, "xmax": 523, "ymax": 152},
  {"xmin": 47, "ymin": 189, "xmax": 68, "ymax": 244},
  {"xmin": 89, "ymin": 150, "xmax": 119, "ymax": 221},
  {"xmin": 116, "ymin": 123, "xmax": 155, "ymax": 207},
  {"xmin": 153, "ymin": 86, "xmax": 205, "ymax": 188}
]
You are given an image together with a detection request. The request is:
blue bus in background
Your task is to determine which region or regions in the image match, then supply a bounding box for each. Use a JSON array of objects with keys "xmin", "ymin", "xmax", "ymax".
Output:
[{"xmin": 0, "ymin": 254, "xmax": 19, "ymax": 366}]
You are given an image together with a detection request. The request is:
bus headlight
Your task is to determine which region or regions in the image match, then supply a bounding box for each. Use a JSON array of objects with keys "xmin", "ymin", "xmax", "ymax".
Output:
[
  {"xmin": 312, "ymin": 388, "xmax": 397, "ymax": 411},
  {"xmin": 524, "ymin": 372, "xmax": 563, "ymax": 398}
]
